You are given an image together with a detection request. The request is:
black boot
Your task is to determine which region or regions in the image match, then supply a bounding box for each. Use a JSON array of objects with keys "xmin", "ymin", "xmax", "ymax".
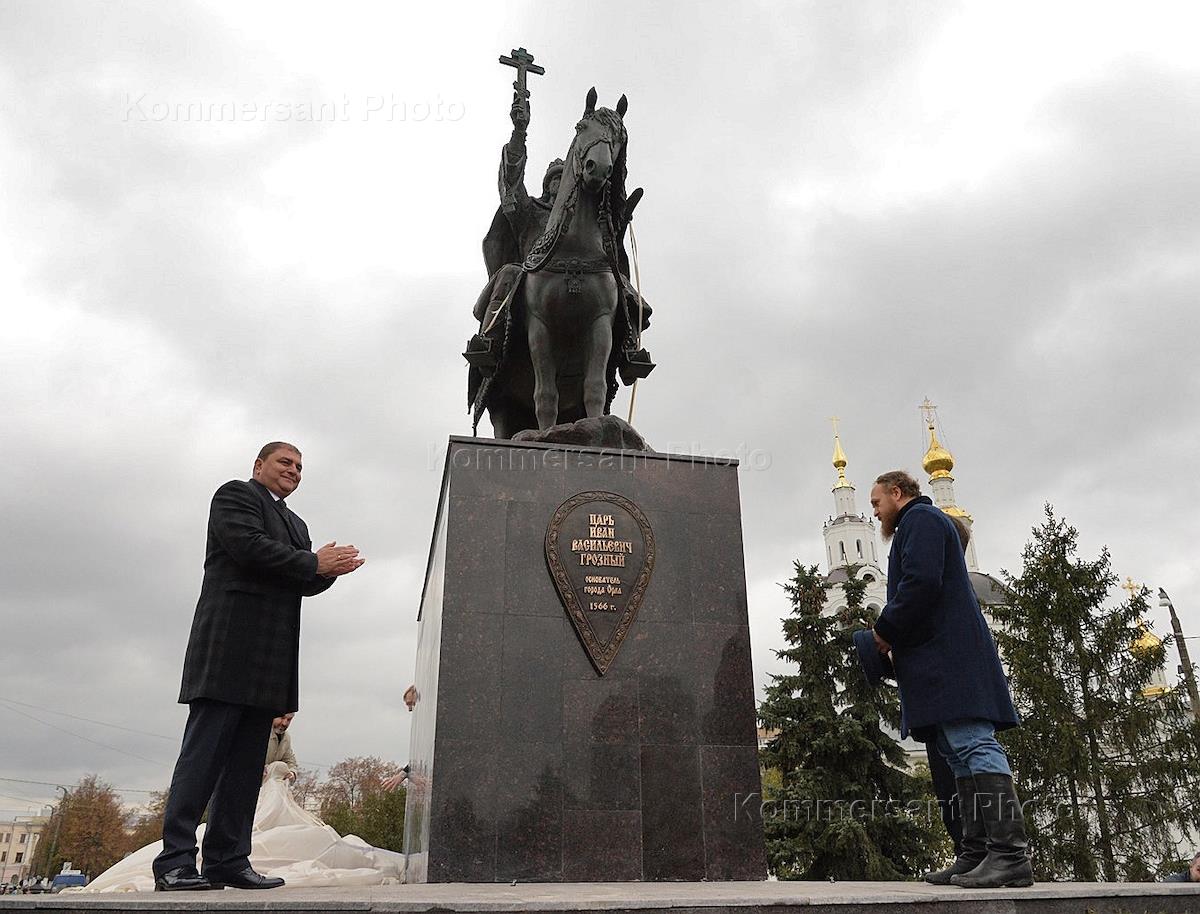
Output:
[
  {"xmin": 924, "ymin": 777, "xmax": 987, "ymax": 884},
  {"xmin": 951, "ymin": 773, "xmax": 1034, "ymax": 888}
]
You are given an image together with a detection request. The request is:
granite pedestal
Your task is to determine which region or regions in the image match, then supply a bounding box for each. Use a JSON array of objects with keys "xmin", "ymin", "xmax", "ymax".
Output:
[{"xmin": 403, "ymin": 437, "xmax": 765, "ymax": 882}]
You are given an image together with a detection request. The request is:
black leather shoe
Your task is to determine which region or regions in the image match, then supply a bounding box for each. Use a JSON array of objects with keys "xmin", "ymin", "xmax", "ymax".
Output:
[
  {"xmin": 153, "ymin": 866, "xmax": 214, "ymax": 891},
  {"xmin": 204, "ymin": 866, "xmax": 285, "ymax": 890}
]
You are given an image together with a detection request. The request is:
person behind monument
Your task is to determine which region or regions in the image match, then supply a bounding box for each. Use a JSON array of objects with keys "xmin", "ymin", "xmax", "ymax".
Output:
[
  {"xmin": 377, "ymin": 684, "xmax": 418, "ymax": 792},
  {"xmin": 381, "ymin": 765, "xmax": 412, "ymax": 792},
  {"xmin": 1162, "ymin": 850, "xmax": 1200, "ymax": 882},
  {"xmin": 869, "ymin": 470, "xmax": 1033, "ymax": 889},
  {"xmin": 152, "ymin": 442, "xmax": 365, "ymax": 892},
  {"xmin": 921, "ymin": 514, "xmax": 975, "ymax": 859},
  {"xmin": 264, "ymin": 712, "xmax": 299, "ymax": 782}
]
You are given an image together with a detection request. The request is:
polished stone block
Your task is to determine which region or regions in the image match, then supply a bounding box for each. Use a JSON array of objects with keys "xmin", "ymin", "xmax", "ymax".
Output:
[
  {"xmin": 640, "ymin": 743, "xmax": 706, "ymax": 881},
  {"xmin": 495, "ymin": 740, "xmax": 564, "ymax": 882},
  {"xmin": 405, "ymin": 437, "xmax": 765, "ymax": 882},
  {"xmin": 562, "ymin": 809, "xmax": 644, "ymax": 882},
  {"xmin": 563, "ymin": 739, "xmax": 641, "ymax": 810}
]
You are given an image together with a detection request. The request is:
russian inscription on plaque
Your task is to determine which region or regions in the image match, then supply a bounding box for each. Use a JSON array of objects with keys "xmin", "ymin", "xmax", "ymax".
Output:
[{"xmin": 545, "ymin": 490, "xmax": 655, "ymax": 674}]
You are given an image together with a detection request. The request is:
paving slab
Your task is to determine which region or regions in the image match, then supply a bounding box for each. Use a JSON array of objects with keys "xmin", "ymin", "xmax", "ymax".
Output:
[{"xmin": 1, "ymin": 881, "xmax": 1198, "ymax": 914}]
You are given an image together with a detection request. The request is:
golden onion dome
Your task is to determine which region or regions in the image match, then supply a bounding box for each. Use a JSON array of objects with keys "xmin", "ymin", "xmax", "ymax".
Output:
[
  {"xmin": 923, "ymin": 424, "xmax": 955, "ymax": 479},
  {"xmin": 941, "ymin": 505, "xmax": 974, "ymax": 521},
  {"xmin": 832, "ymin": 434, "xmax": 852, "ymax": 489},
  {"xmin": 1131, "ymin": 622, "xmax": 1163, "ymax": 658}
]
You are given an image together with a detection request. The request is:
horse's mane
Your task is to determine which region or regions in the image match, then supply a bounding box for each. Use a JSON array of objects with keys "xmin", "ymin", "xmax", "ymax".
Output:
[
  {"xmin": 524, "ymin": 106, "xmax": 628, "ymax": 272},
  {"xmin": 598, "ymin": 108, "xmax": 629, "ymax": 268}
]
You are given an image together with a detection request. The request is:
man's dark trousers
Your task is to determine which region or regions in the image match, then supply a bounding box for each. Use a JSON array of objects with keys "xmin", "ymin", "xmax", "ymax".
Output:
[
  {"xmin": 926, "ymin": 742, "xmax": 963, "ymax": 855},
  {"xmin": 154, "ymin": 699, "xmax": 275, "ymax": 878}
]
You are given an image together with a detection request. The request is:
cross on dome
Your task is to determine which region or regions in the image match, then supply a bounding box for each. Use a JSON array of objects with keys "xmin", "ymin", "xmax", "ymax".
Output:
[{"xmin": 920, "ymin": 399, "xmax": 955, "ymax": 479}]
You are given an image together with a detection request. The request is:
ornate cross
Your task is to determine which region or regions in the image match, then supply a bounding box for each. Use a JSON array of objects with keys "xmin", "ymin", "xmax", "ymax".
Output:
[
  {"xmin": 499, "ymin": 47, "xmax": 545, "ymax": 102},
  {"xmin": 919, "ymin": 398, "xmax": 938, "ymax": 428},
  {"xmin": 1122, "ymin": 576, "xmax": 1142, "ymax": 600},
  {"xmin": 829, "ymin": 415, "xmax": 841, "ymax": 437}
]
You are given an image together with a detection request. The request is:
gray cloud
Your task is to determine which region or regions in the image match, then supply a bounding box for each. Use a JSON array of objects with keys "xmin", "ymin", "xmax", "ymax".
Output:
[{"xmin": 1, "ymin": 1, "xmax": 1197, "ymax": 813}]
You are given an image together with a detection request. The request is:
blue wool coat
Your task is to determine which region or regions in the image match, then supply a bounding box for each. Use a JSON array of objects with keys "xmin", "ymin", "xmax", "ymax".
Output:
[{"xmin": 873, "ymin": 497, "xmax": 1018, "ymax": 740}]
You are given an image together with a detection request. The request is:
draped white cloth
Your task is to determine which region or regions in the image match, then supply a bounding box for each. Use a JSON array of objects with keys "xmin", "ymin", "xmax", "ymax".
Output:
[{"xmin": 77, "ymin": 762, "xmax": 405, "ymax": 892}]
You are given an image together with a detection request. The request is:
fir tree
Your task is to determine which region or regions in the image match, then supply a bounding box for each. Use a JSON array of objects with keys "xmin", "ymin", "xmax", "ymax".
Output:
[
  {"xmin": 759, "ymin": 563, "xmax": 946, "ymax": 879},
  {"xmin": 993, "ymin": 505, "xmax": 1200, "ymax": 881}
]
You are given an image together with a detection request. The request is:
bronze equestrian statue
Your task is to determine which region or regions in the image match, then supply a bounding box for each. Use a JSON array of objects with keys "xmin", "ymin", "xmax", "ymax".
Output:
[{"xmin": 465, "ymin": 50, "xmax": 653, "ymax": 439}]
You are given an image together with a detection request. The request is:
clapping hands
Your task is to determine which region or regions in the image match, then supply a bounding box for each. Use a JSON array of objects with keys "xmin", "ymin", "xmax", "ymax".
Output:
[{"xmin": 316, "ymin": 541, "xmax": 365, "ymax": 577}]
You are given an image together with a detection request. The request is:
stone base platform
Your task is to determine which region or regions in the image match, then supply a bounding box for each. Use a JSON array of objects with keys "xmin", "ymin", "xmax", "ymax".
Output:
[{"xmin": 2, "ymin": 881, "xmax": 1197, "ymax": 914}]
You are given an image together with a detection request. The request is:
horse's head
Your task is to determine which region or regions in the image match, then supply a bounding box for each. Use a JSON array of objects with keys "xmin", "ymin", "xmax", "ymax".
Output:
[{"xmin": 574, "ymin": 87, "xmax": 627, "ymax": 193}]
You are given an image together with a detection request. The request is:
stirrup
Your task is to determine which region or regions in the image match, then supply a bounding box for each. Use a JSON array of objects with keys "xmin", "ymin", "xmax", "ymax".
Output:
[
  {"xmin": 618, "ymin": 347, "xmax": 655, "ymax": 384},
  {"xmin": 463, "ymin": 334, "xmax": 499, "ymax": 376}
]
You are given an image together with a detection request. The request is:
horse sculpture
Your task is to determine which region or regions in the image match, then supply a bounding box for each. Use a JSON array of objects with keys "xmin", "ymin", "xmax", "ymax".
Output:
[{"xmin": 467, "ymin": 88, "xmax": 650, "ymax": 439}]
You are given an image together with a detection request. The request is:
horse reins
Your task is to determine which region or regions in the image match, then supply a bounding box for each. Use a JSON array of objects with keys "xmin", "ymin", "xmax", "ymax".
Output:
[{"xmin": 626, "ymin": 220, "xmax": 645, "ymax": 426}]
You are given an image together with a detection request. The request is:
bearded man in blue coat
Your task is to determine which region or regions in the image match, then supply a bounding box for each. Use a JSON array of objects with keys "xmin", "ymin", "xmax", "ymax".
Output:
[{"xmin": 869, "ymin": 470, "xmax": 1033, "ymax": 889}]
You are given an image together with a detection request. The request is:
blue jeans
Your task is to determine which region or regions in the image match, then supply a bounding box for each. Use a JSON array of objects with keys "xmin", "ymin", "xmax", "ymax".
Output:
[{"xmin": 935, "ymin": 718, "xmax": 1012, "ymax": 779}]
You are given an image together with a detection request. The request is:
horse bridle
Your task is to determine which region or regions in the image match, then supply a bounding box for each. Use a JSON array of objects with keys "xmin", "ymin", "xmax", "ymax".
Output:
[{"xmin": 572, "ymin": 118, "xmax": 622, "ymax": 178}]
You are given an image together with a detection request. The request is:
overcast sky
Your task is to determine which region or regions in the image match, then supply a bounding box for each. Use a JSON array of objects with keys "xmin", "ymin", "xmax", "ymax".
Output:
[{"xmin": 2, "ymin": 0, "xmax": 1198, "ymax": 816}]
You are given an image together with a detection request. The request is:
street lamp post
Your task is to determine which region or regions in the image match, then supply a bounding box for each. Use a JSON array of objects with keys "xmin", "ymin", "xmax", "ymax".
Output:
[
  {"xmin": 42, "ymin": 786, "xmax": 68, "ymax": 880},
  {"xmin": 1160, "ymin": 588, "xmax": 1200, "ymax": 721}
]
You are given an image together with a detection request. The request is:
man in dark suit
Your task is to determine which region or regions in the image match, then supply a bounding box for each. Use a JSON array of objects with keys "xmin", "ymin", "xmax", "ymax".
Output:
[
  {"xmin": 869, "ymin": 470, "xmax": 1032, "ymax": 889},
  {"xmin": 153, "ymin": 441, "xmax": 364, "ymax": 891}
]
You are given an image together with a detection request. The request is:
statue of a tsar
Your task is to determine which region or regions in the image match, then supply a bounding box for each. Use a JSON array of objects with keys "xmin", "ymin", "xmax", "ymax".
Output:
[{"xmin": 465, "ymin": 52, "xmax": 653, "ymax": 440}]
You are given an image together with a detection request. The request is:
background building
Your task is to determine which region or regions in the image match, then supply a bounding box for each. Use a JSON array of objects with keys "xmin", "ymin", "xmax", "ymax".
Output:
[
  {"xmin": 821, "ymin": 421, "xmax": 888, "ymax": 620},
  {"xmin": 0, "ymin": 815, "xmax": 46, "ymax": 886},
  {"xmin": 820, "ymin": 408, "xmax": 1008, "ymax": 624}
]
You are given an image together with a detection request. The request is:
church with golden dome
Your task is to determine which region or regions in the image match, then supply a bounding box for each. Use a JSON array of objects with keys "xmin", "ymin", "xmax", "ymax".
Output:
[
  {"xmin": 818, "ymin": 401, "xmax": 1171, "ymax": 699},
  {"xmin": 1126, "ymin": 576, "xmax": 1171, "ymax": 698},
  {"xmin": 820, "ymin": 418, "xmax": 889, "ymax": 619},
  {"xmin": 820, "ymin": 402, "xmax": 1006, "ymax": 623},
  {"xmin": 918, "ymin": 398, "xmax": 980, "ymax": 574}
]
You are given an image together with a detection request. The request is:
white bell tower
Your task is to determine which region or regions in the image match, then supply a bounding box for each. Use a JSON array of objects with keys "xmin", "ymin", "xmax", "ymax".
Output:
[
  {"xmin": 821, "ymin": 419, "xmax": 881, "ymax": 571},
  {"xmin": 821, "ymin": 420, "xmax": 887, "ymax": 613}
]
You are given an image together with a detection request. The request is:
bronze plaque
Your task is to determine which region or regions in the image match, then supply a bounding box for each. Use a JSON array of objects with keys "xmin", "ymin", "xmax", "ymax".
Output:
[{"xmin": 545, "ymin": 491, "xmax": 655, "ymax": 675}]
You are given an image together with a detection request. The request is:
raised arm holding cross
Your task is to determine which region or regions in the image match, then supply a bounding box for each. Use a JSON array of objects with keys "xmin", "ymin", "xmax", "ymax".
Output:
[
  {"xmin": 497, "ymin": 47, "xmax": 547, "ymax": 216},
  {"xmin": 500, "ymin": 47, "xmax": 545, "ymax": 126}
]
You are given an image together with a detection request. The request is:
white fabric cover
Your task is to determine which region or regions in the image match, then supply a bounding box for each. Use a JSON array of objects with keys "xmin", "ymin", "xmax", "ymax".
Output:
[{"xmin": 78, "ymin": 762, "xmax": 405, "ymax": 892}]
